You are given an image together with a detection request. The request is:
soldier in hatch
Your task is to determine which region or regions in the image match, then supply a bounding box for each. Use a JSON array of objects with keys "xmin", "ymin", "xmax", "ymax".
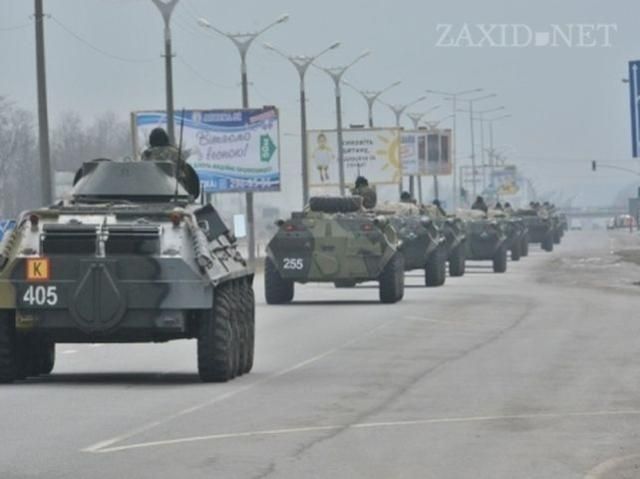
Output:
[
  {"xmin": 351, "ymin": 176, "xmax": 377, "ymax": 209},
  {"xmin": 471, "ymin": 196, "xmax": 488, "ymax": 213},
  {"xmin": 433, "ymin": 199, "xmax": 447, "ymax": 216},
  {"xmin": 400, "ymin": 191, "xmax": 414, "ymax": 204},
  {"xmin": 142, "ymin": 127, "xmax": 189, "ymax": 183}
]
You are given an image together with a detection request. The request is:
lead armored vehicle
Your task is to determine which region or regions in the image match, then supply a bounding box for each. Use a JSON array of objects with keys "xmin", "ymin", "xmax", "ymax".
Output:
[
  {"xmin": 459, "ymin": 209, "xmax": 509, "ymax": 273},
  {"xmin": 265, "ymin": 196, "xmax": 404, "ymax": 304},
  {"xmin": 0, "ymin": 160, "xmax": 254, "ymax": 383},
  {"xmin": 375, "ymin": 202, "xmax": 447, "ymax": 287}
]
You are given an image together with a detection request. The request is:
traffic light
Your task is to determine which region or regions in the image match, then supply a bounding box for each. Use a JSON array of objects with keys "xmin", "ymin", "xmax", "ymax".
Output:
[{"xmin": 591, "ymin": 161, "xmax": 597, "ymax": 171}]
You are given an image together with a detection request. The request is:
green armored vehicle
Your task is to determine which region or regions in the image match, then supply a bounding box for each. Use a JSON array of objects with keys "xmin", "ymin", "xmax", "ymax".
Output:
[
  {"xmin": 424, "ymin": 205, "xmax": 467, "ymax": 277},
  {"xmin": 514, "ymin": 208, "xmax": 554, "ymax": 252},
  {"xmin": 0, "ymin": 160, "xmax": 254, "ymax": 383},
  {"xmin": 375, "ymin": 202, "xmax": 447, "ymax": 287},
  {"xmin": 265, "ymin": 196, "xmax": 404, "ymax": 304},
  {"xmin": 459, "ymin": 209, "xmax": 509, "ymax": 273},
  {"xmin": 489, "ymin": 211, "xmax": 528, "ymax": 261}
]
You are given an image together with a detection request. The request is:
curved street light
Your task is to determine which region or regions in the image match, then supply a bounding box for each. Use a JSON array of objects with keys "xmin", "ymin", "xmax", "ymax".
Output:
[{"xmin": 343, "ymin": 80, "xmax": 401, "ymax": 127}]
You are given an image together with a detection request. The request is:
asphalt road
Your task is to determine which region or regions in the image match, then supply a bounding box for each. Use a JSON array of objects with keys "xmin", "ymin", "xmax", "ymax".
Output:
[{"xmin": 2, "ymin": 230, "xmax": 640, "ymax": 479}]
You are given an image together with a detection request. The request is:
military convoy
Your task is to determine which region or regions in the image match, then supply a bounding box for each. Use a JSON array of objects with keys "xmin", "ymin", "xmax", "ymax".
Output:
[
  {"xmin": 265, "ymin": 196, "xmax": 404, "ymax": 304},
  {"xmin": 0, "ymin": 160, "xmax": 254, "ymax": 384}
]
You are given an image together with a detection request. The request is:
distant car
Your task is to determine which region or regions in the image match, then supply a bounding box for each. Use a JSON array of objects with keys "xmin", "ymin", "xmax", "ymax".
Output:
[{"xmin": 570, "ymin": 219, "xmax": 582, "ymax": 231}]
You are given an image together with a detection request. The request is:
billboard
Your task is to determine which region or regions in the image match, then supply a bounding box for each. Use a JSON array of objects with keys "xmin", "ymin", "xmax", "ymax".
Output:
[
  {"xmin": 401, "ymin": 129, "xmax": 452, "ymax": 176},
  {"xmin": 307, "ymin": 128, "xmax": 401, "ymax": 187},
  {"xmin": 132, "ymin": 108, "xmax": 280, "ymax": 193},
  {"xmin": 490, "ymin": 166, "xmax": 520, "ymax": 196}
]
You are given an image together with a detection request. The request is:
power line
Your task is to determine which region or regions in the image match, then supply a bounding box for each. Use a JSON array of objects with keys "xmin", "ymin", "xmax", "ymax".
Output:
[
  {"xmin": 50, "ymin": 16, "xmax": 157, "ymax": 64},
  {"xmin": 0, "ymin": 23, "xmax": 30, "ymax": 32}
]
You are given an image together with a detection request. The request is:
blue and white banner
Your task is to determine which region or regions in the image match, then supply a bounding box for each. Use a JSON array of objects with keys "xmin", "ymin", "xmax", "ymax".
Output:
[
  {"xmin": 0, "ymin": 220, "xmax": 15, "ymax": 242},
  {"xmin": 133, "ymin": 108, "xmax": 280, "ymax": 193}
]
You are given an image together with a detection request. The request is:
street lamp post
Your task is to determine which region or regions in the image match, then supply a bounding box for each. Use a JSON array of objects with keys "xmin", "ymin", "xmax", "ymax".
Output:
[
  {"xmin": 151, "ymin": 0, "xmax": 179, "ymax": 144},
  {"xmin": 426, "ymin": 88, "xmax": 483, "ymax": 208},
  {"xmin": 315, "ymin": 51, "xmax": 371, "ymax": 195},
  {"xmin": 380, "ymin": 96, "xmax": 427, "ymax": 197},
  {"xmin": 34, "ymin": 0, "xmax": 52, "ymax": 204},
  {"xmin": 454, "ymin": 94, "xmax": 496, "ymax": 198},
  {"xmin": 264, "ymin": 41, "xmax": 341, "ymax": 207},
  {"xmin": 198, "ymin": 14, "xmax": 289, "ymax": 263},
  {"xmin": 484, "ymin": 114, "xmax": 512, "ymax": 178},
  {"xmin": 472, "ymin": 106, "xmax": 505, "ymax": 190},
  {"xmin": 344, "ymin": 80, "xmax": 401, "ymax": 127}
]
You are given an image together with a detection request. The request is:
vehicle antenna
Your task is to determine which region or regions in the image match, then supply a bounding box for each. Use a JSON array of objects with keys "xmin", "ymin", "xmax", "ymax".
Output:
[{"xmin": 173, "ymin": 109, "xmax": 186, "ymax": 202}]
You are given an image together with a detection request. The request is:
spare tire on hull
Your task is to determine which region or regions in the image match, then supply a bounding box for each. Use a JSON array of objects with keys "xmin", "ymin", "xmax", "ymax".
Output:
[{"xmin": 308, "ymin": 196, "xmax": 362, "ymax": 214}]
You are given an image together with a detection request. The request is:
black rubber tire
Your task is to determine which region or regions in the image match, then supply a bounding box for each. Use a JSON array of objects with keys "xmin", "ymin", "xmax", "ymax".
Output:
[
  {"xmin": 240, "ymin": 280, "xmax": 255, "ymax": 375},
  {"xmin": 229, "ymin": 282, "xmax": 242, "ymax": 378},
  {"xmin": 541, "ymin": 235, "xmax": 554, "ymax": 252},
  {"xmin": 425, "ymin": 248, "xmax": 447, "ymax": 287},
  {"xmin": 334, "ymin": 280, "xmax": 357, "ymax": 288},
  {"xmin": 379, "ymin": 254, "xmax": 404, "ymax": 304},
  {"xmin": 553, "ymin": 230, "xmax": 561, "ymax": 245},
  {"xmin": 493, "ymin": 244, "xmax": 508, "ymax": 273},
  {"xmin": 510, "ymin": 239, "xmax": 521, "ymax": 262},
  {"xmin": 308, "ymin": 196, "xmax": 362, "ymax": 213},
  {"xmin": 0, "ymin": 312, "xmax": 18, "ymax": 383},
  {"xmin": 36, "ymin": 340, "xmax": 55, "ymax": 375},
  {"xmin": 448, "ymin": 243, "xmax": 466, "ymax": 277},
  {"xmin": 520, "ymin": 236, "xmax": 529, "ymax": 257},
  {"xmin": 198, "ymin": 285, "xmax": 236, "ymax": 383},
  {"xmin": 264, "ymin": 257, "xmax": 294, "ymax": 304}
]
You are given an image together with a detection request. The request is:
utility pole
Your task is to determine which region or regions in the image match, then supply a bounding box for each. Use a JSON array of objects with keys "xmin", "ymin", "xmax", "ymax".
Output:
[
  {"xmin": 151, "ymin": 0, "xmax": 178, "ymax": 144},
  {"xmin": 34, "ymin": 0, "xmax": 52, "ymax": 204}
]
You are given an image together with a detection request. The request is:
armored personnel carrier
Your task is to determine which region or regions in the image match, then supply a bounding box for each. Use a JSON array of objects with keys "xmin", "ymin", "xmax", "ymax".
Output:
[
  {"xmin": 489, "ymin": 210, "xmax": 528, "ymax": 261},
  {"xmin": 375, "ymin": 202, "xmax": 447, "ymax": 287},
  {"xmin": 458, "ymin": 209, "xmax": 509, "ymax": 273},
  {"xmin": 423, "ymin": 205, "xmax": 467, "ymax": 277},
  {"xmin": 514, "ymin": 208, "xmax": 554, "ymax": 252},
  {"xmin": 265, "ymin": 196, "xmax": 404, "ymax": 304},
  {"xmin": 0, "ymin": 160, "xmax": 254, "ymax": 383}
]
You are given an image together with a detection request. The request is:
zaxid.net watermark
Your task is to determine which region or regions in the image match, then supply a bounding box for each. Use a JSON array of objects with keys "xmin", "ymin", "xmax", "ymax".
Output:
[{"xmin": 435, "ymin": 23, "xmax": 617, "ymax": 48}]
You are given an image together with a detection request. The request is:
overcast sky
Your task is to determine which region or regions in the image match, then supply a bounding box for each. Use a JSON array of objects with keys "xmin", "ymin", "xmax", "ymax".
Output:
[{"xmin": 2, "ymin": 0, "xmax": 639, "ymax": 207}]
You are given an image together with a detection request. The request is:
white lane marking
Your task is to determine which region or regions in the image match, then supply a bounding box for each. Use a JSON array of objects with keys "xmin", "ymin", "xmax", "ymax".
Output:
[
  {"xmin": 82, "ymin": 320, "xmax": 393, "ymax": 454},
  {"xmin": 584, "ymin": 453, "xmax": 640, "ymax": 479},
  {"xmin": 61, "ymin": 350, "xmax": 78, "ymax": 355},
  {"xmin": 403, "ymin": 315, "xmax": 452, "ymax": 324},
  {"xmin": 89, "ymin": 409, "xmax": 640, "ymax": 454}
]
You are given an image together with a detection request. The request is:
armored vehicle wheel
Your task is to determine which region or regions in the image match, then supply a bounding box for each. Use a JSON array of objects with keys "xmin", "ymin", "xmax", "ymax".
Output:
[
  {"xmin": 36, "ymin": 339, "xmax": 55, "ymax": 375},
  {"xmin": 240, "ymin": 280, "xmax": 255, "ymax": 375},
  {"xmin": 425, "ymin": 248, "xmax": 447, "ymax": 287},
  {"xmin": 493, "ymin": 245, "xmax": 508, "ymax": 273},
  {"xmin": 520, "ymin": 236, "xmax": 529, "ymax": 257},
  {"xmin": 379, "ymin": 253, "xmax": 404, "ymax": 304},
  {"xmin": 308, "ymin": 196, "xmax": 362, "ymax": 214},
  {"xmin": 510, "ymin": 240, "xmax": 522, "ymax": 262},
  {"xmin": 448, "ymin": 244, "xmax": 466, "ymax": 277},
  {"xmin": 553, "ymin": 231, "xmax": 561, "ymax": 245},
  {"xmin": 0, "ymin": 312, "xmax": 19, "ymax": 383},
  {"xmin": 334, "ymin": 280, "xmax": 357, "ymax": 288},
  {"xmin": 265, "ymin": 257, "xmax": 294, "ymax": 304},
  {"xmin": 198, "ymin": 284, "xmax": 237, "ymax": 383},
  {"xmin": 229, "ymin": 283, "xmax": 242, "ymax": 378},
  {"xmin": 541, "ymin": 235, "xmax": 554, "ymax": 252}
]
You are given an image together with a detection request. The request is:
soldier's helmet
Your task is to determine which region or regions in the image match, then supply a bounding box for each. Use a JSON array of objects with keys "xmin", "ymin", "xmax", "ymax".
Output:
[
  {"xmin": 149, "ymin": 128, "xmax": 170, "ymax": 147},
  {"xmin": 355, "ymin": 176, "xmax": 369, "ymax": 188},
  {"xmin": 400, "ymin": 191, "xmax": 412, "ymax": 202}
]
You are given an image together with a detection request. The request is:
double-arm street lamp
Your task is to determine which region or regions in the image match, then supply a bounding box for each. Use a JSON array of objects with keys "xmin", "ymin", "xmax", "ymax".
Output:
[
  {"xmin": 453, "ymin": 93, "xmax": 497, "ymax": 197},
  {"xmin": 425, "ymin": 88, "xmax": 483, "ymax": 208},
  {"xmin": 406, "ymin": 105, "xmax": 441, "ymax": 129},
  {"xmin": 151, "ymin": 0, "xmax": 180, "ymax": 144},
  {"xmin": 264, "ymin": 41, "xmax": 341, "ymax": 207},
  {"xmin": 315, "ymin": 51, "xmax": 371, "ymax": 195},
  {"xmin": 380, "ymin": 96, "xmax": 427, "ymax": 196},
  {"xmin": 197, "ymin": 13, "xmax": 289, "ymax": 263},
  {"xmin": 344, "ymin": 80, "xmax": 401, "ymax": 127}
]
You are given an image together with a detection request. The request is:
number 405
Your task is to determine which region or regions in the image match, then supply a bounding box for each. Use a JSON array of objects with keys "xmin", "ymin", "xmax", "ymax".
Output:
[{"xmin": 23, "ymin": 285, "xmax": 58, "ymax": 306}]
